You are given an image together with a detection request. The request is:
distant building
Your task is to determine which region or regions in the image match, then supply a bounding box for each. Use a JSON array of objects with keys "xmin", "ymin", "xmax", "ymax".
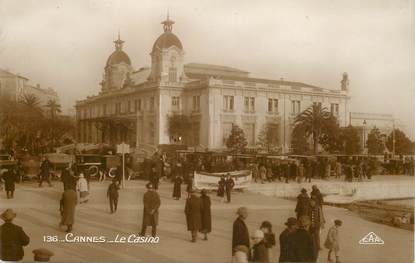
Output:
[
  {"xmin": 0, "ymin": 68, "xmax": 60, "ymax": 109},
  {"xmin": 349, "ymin": 112, "xmax": 396, "ymax": 152},
  {"xmin": 75, "ymin": 15, "xmax": 350, "ymax": 152}
]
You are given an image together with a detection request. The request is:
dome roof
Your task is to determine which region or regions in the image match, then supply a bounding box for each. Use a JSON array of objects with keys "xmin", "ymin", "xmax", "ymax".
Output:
[
  {"xmin": 152, "ymin": 31, "xmax": 183, "ymax": 53},
  {"xmin": 106, "ymin": 50, "xmax": 131, "ymax": 66}
]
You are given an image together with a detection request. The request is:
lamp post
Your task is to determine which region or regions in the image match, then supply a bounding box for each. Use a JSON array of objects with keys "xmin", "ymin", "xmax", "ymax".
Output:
[{"xmin": 363, "ymin": 119, "xmax": 367, "ymax": 154}]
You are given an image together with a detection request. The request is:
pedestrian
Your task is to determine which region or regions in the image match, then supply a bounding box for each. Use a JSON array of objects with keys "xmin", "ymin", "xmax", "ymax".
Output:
[
  {"xmin": 251, "ymin": 163, "xmax": 259, "ymax": 183},
  {"xmin": 324, "ymin": 220, "xmax": 342, "ymax": 263},
  {"xmin": 0, "ymin": 209, "xmax": 30, "ymax": 261},
  {"xmin": 251, "ymin": 229, "xmax": 269, "ymax": 263},
  {"xmin": 61, "ymin": 165, "xmax": 76, "ymax": 191},
  {"xmin": 217, "ymin": 176, "xmax": 226, "ymax": 202},
  {"xmin": 172, "ymin": 174, "xmax": 183, "ymax": 200},
  {"xmin": 290, "ymin": 161, "xmax": 298, "ymax": 182},
  {"xmin": 293, "ymin": 215, "xmax": 316, "ymax": 263},
  {"xmin": 335, "ymin": 161, "xmax": 342, "ymax": 179},
  {"xmin": 200, "ymin": 189, "xmax": 212, "ymax": 240},
  {"xmin": 3, "ymin": 168, "xmax": 16, "ymax": 199},
  {"xmin": 232, "ymin": 245, "xmax": 249, "ymax": 263},
  {"xmin": 310, "ymin": 185, "xmax": 324, "ymax": 208},
  {"xmin": 39, "ymin": 157, "xmax": 52, "ymax": 187},
  {"xmin": 184, "ymin": 189, "xmax": 203, "ymax": 242},
  {"xmin": 232, "ymin": 207, "xmax": 250, "ymax": 256},
  {"xmin": 295, "ymin": 188, "xmax": 311, "ymax": 220},
  {"xmin": 225, "ymin": 174, "xmax": 235, "ymax": 203},
  {"xmin": 279, "ymin": 217, "xmax": 298, "ymax": 263},
  {"xmin": 59, "ymin": 188, "xmax": 77, "ymax": 233},
  {"xmin": 260, "ymin": 221, "xmax": 276, "ymax": 249},
  {"xmin": 297, "ymin": 162, "xmax": 304, "ymax": 183},
  {"xmin": 266, "ymin": 165, "xmax": 273, "ymax": 182},
  {"xmin": 32, "ymin": 248, "xmax": 54, "ymax": 262},
  {"xmin": 140, "ymin": 183, "xmax": 161, "ymax": 237},
  {"xmin": 186, "ymin": 175, "xmax": 194, "ymax": 197},
  {"xmin": 107, "ymin": 178, "xmax": 120, "ymax": 213},
  {"xmin": 259, "ymin": 165, "xmax": 267, "ymax": 183},
  {"xmin": 76, "ymin": 174, "xmax": 89, "ymax": 204},
  {"xmin": 309, "ymin": 197, "xmax": 325, "ymax": 252}
]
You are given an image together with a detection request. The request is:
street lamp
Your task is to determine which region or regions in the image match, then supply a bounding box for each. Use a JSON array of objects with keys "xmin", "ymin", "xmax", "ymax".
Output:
[{"xmin": 363, "ymin": 120, "xmax": 367, "ymax": 154}]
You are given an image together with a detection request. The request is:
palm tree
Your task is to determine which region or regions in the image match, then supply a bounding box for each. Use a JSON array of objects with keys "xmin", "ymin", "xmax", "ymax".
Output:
[
  {"xmin": 293, "ymin": 103, "xmax": 332, "ymax": 154},
  {"xmin": 45, "ymin": 99, "xmax": 62, "ymax": 119}
]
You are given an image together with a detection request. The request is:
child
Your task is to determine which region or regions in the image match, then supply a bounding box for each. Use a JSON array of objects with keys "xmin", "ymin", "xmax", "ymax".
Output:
[
  {"xmin": 260, "ymin": 221, "xmax": 276, "ymax": 248},
  {"xmin": 324, "ymin": 219, "xmax": 342, "ymax": 263},
  {"xmin": 107, "ymin": 178, "xmax": 120, "ymax": 213}
]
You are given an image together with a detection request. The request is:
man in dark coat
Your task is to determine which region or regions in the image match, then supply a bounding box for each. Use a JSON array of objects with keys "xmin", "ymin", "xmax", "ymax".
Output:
[
  {"xmin": 59, "ymin": 189, "xmax": 77, "ymax": 233},
  {"xmin": 185, "ymin": 189, "xmax": 203, "ymax": 242},
  {"xmin": 295, "ymin": 188, "xmax": 311, "ymax": 220},
  {"xmin": 140, "ymin": 183, "xmax": 161, "ymax": 237},
  {"xmin": 107, "ymin": 178, "xmax": 120, "ymax": 213},
  {"xmin": 279, "ymin": 217, "xmax": 298, "ymax": 263},
  {"xmin": 225, "ymin": 174, "xmax": 235, "ymax": 203},
  {"xmin": 217, "ymin": 176, "xmax": 226, "ymax": 201},
  {"xmin": 310, "ymin": 185, "xmax": 324, "ymax": 208},
  {"xmin": 0, "ymin": 209, "xmax": 30, "ymax": 261},
  {"xmin": 172, "ymin": 175, "xmax": 183, "ymax": 200},
  {"xmin": 232, "ymin": 207, "xmax": 250, "ymax": 256},
  {"xmin": 200, "ymin": 189, "xmax": 211, "ymax": 240},
  {"xmin": 293, "ymin": 215, "xmax": 316, "ymax": 263},
  {"xmin": 3, "ymin": 168, "xmax": 16, "ymax": 199},
  {"xmin": 39, "ymin": 157, "xmax": 52, "ymax": 187}
]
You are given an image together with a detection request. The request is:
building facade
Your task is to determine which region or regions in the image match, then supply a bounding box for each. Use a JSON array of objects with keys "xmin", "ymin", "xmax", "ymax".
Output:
[
  {"xmin": 75, "ymin": 16, "xmax": 350, "ymax": 152},
  {"xmin": 0, "ymin": 68, "xmax": 60, "ymax": 109}
]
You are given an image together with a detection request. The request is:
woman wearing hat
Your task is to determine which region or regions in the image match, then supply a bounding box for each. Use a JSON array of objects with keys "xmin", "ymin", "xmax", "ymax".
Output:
[
  {"xmin": 200, "ymin": 189, "xmax": 211, "ymax": 241},
  {"xmin": 251, "ymin": 229, "xmax": 269, "ymax": 263},
  {"xmin": 232, "ymin": 207, "xmax": 250, "ymax": 257},
  {"xmin": 295, "ymin": 188, "xmax": 311, "ymax": 220},
  {"xmin": 184, "ymin": 188, "xmax": 203, "ymax": 242},
  {"xmin": 0, "ymin": 209, "xmax": 30, "ymax": 261}
]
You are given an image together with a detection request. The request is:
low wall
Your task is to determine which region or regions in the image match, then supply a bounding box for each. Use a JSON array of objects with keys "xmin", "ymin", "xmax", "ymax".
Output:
[{"xmin": 248, "ymin": 178, "xmax": 415, "ymax": 204}]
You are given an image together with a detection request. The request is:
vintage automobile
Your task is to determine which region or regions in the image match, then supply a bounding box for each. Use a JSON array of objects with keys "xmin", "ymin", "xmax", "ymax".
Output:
[{"xmin": 75, "ymin": 154, "xmax": 121, "ymax": 180}]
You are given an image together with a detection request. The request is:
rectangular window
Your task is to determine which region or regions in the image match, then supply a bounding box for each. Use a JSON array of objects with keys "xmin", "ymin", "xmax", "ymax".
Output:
[
  {"xmin": 223, "ymin": 96, "xmax": 234, "ymax": 111},
  {"xmin": 268, "ymin": 99, "xmax": 279, "ymax": 113},
  {"xmin": 244, "ymin": 97, "xmax": 249, "ymax": 112},
  {"xmin": 127, "ymin": 101, "xmax": 131, "ymax": 113},
  {"xmin": 135, "ymin": 99, "xmax": 142, "ymax": 112},
  {"xmin": 192, "ymin": 95, "xmax": 200, "ymax": 112},
  {"xmin": 331, "ymin": 103, "xmax": 339, "ymax": 116},
  {"xmin": 291, "ymin": 100, "xmax": 301, "ymax": 115},
  {"xmin": 103, "ymin": 104, "xmax": 107, "ymax": 115},
  {"xmin": 244, "ymin": 97, "xmax": 255, "ymax": 112},
  {"xmin": 169, "ymin": 67, "xmax": 177, "ymax": 82},
  {"xmin": 313, "ymin": 102, "xmax": 322, "ymax": 108},
  {"xmin": 115, "ymin": 102, "xmax": 121, "ymax": 114},
  {"xmin": 149, "ymin": 97, "xmax": 154, "ymax": 112},
  {"xmin": 172, "ymin": 96, "xmax": 180, "ymax": 111},
  {"xmin": 250, "ymin": 97, "xmax": 255, "ymax": 112}
]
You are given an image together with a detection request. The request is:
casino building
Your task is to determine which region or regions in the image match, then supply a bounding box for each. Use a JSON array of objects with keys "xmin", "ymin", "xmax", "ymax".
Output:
[{"xmin": 75, "ymin": 15, "xmax": 350, "ymax": 153}]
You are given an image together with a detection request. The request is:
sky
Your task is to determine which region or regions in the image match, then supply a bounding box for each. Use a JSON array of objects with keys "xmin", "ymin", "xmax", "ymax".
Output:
[{"xmin": 0, "ymin": 0, "xmax": 414, "ymax": 137}]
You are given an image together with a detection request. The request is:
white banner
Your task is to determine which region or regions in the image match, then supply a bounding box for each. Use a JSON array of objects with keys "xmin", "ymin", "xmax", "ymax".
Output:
[{"xmin": 193, "ymin": 170, "xmax": 252, "ymax": 190}]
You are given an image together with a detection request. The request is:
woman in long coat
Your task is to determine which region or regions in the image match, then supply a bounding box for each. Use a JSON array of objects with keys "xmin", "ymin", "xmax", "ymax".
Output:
[
  {"xmin": 200, "ymin": 189, "xmax": 211, "ymax": 240},
  {"xmin": 185, "ymin": 190, "xmax": 203, "ymax": 242},
  {"xmin": 3, "ymin": 169, "xmax": 16, "ymax": 199},
  {"xmin": 172, "ymin": 175, "xmax": 183, "ymax": 200},
  {"xmin": 59, "ymin": 189, "xmax": 77, "ymax": 232}
]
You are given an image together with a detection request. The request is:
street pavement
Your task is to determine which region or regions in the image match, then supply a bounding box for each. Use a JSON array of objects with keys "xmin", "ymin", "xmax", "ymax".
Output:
[{"xmin": 0, "ymin": 179, "xmax": 413, "ymax": 263}]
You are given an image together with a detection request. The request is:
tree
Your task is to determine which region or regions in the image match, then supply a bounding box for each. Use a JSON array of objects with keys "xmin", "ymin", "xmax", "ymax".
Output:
[
  {"xmin": 386, "ymin": 129, "xmax": 414, "ymax": 155},
  {"xmin": 226, "ymin": 123, "xmax": 247, "ymax": 153},
  {"xmin": 45, "ymin": 99, "xmax": 62, "ymax": 119},
  {"xmin": 318, "ymin": 116, "xmax": 343, "ymax": 153},
  {"xmin": 366, "ymin": 127, "xmax": 385, "ymax": 154},
  {"xmin": 291, "ymin": 125, "xmax": 311, "ymax": 154},
  {"xmin": 340, "ymin": 125, "xmax": 361, "ymax": 155},
  {"xmin": 167, "ymin": 114, "xmax": 191, "ymax": 144},
  {"xmin": 293, "ymin": 104, "xmax": 333, "ymax": 154},
  {"xmin": 257, "ymin": 123, "xmax": 280, "ymax": 152}
]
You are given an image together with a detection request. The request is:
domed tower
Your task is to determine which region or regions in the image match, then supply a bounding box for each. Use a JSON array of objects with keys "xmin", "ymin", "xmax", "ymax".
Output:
[
  {"xmin": 148, "ymin": 14, "xmax": 185, "ymax": 83},
  {"xmin": 101, "ymin": 33, "xmax": 133, "ymax": 92}
]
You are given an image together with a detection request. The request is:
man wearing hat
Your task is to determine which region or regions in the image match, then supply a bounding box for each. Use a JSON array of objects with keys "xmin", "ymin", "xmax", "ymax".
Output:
[
  {"xmin": 33, "ymin": 248, "xmax": 54, "ymax": 262},
  {"xmin": 232, "ymin": 207, "xmax": 250, "ymax": 257},
  {"xmin": 184, "ymin": 189, "xmax": 203, "ymax": 242},
  {"xmin": 279, "ymin": 217, "xmax": 298, "ymax": 263},
  {"xmin": 140, "ymin": 183, "xmax": 161, "ymax": 237},
  {"xmin": 293, "ymin": 215, "xmax": 316, "ymax": 263},
  {"xmin": 0, "ymin": 209, "xmax": 30, "ymax": 261}
]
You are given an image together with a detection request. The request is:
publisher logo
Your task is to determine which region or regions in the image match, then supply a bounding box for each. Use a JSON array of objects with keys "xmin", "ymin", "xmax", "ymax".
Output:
[{"xmin": 359, "ymin": 232, "xmax": 384, "ymax": 245}]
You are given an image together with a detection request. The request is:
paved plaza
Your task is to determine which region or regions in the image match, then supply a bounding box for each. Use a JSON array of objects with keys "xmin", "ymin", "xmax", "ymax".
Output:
[{"xmin": 0, "ymin": 179, "xmax": 413, "ymax": 262}]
